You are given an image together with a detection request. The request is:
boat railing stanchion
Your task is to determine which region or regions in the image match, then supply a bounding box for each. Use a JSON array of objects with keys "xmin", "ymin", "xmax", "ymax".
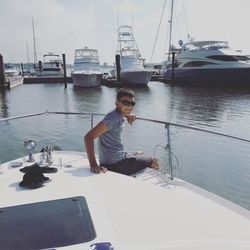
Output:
[
  {"xmin": 165, "ymin": 123, "xmax": 173, "ymax": 180},
  {"xmin": 91, "ymin": 114, "xmax": 94, "ymax": 128}
]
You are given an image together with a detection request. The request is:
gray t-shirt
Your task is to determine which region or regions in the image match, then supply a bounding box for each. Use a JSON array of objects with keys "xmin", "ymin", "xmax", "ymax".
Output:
[{"xmin": 98, "ymin": 109, "xmax": 126, "ymax": 164}]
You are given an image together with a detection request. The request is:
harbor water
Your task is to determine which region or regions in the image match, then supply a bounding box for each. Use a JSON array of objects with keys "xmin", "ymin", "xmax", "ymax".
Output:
[{"xmin": 0, "ymin": 82, "xmax": 250, "ymax": 210}]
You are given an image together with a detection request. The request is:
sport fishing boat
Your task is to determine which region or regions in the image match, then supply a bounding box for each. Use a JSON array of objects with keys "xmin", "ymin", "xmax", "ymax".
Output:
[
  {"xmin": 39, "ymin": 53, "xmax": 64, "ymax": 77},
  {"xmin": 0, "ymin": 111, "xmax": 250, "ymax": 250},
  {"xmin": 71, "ymin": 47, "xmax": 103, "ymax": 87},
  {"xmin": 164, "ymin": 40, "xmax": 250, "ymax": 85},
  {"xmin": 116, "ymin": 25, "xmax": 152, "ymax": 86}
]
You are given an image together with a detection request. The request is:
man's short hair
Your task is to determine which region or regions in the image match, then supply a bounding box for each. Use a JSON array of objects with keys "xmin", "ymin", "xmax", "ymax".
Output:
[{"xmin": 116, "ymin": 88, "xmax": 135, "ymax": 100}]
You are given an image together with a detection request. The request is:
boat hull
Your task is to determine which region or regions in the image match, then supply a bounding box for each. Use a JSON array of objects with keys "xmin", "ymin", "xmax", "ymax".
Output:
[
  {"xmin": 39, "ymin": 71, "xmax": 64, "ymax": 77},
  {"xmin": 121, "ymin": 70, "xmax": 152, "ymax": 86},
  {"xmin": 72, "ymin": 73, "xmax": 103, "ymax": 87},
  {"xmin": 164, "ymin": 67, "xmax": 250, "ymax": 86}
]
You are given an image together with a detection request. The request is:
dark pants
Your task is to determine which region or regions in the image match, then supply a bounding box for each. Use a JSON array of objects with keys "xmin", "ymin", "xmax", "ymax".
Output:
[{"xmin": 101, "ymin": 156, "xmax": 152, "ymax": 176}]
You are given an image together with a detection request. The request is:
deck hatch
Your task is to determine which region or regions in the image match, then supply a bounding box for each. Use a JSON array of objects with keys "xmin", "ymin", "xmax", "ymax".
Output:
[{"xmin": 0, "ymin": 196, "xmax": 96, "ymax": 249}]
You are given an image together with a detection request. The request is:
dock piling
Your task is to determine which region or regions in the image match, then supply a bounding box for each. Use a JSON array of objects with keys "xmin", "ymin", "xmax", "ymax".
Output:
[
  {"xmin": 38, "ymin": 61, "xmax": 42, "ymax": 75},
  {"xmin": 62, "ymin": 54, "xmax": 67, "ymax": 89},
  {"xmin": 0, "ymin": 54, "xmax": 7, "ymax": 88},
  {"xmin": 171, "ymin": 52, "xmax": 175, "ymax": 82},
  {"xmin": 21, "ymin": 63, "xmax": 24, "ymax": 76},
  {"xmin": 115, "ymin": 54, "xmax": 121, "ymax": 82}
]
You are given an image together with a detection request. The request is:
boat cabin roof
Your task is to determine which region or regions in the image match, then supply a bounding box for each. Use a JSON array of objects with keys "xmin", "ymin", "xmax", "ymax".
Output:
[{"xmin": 43, "ymin": 53, "xmax": 60, "ymax": 57}]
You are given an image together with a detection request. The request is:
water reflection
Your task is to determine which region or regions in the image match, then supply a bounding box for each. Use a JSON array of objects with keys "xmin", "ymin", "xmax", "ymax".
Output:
[
  {"xmin": 169, "ymin": 86, "xmax": 250, "ymax": 129},
  {"xmin": 72, "ymin": 86, "xmax": 107, "ymax": 113},
  {"xmin": 72, "ymin": 85, "xmax": 151, "ymax": 115},
  {"xmin": 0, "ymin": 89, "xmax": 8, "ymax": 118}
]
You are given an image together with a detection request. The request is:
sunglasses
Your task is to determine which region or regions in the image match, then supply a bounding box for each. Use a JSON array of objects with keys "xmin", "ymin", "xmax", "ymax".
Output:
[{"xmin": 118, "ymin": 99, "xmax": 136, "ymax": 107}]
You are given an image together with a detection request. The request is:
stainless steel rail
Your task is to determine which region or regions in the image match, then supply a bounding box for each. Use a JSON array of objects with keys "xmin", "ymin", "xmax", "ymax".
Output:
[
  {"xmin": 137, "ymin": 116, "xmax": 250, "ymax": 143},
  {"xmin": 1, "ymin": 111, "xmax": 250, "ymax": 180},
  {"xmin": 0, "ymin": 112, "xmax": 47, "ymax": 122},
  {"xmin": 2, "ymin": 111, "xmax": 249, "ymax": 142}
]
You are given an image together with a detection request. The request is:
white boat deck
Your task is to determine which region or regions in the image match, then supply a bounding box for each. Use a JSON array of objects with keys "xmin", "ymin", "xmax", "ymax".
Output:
[{"xmin": 1, "ymin": 151, "xmax": 250, "ymax": 249}]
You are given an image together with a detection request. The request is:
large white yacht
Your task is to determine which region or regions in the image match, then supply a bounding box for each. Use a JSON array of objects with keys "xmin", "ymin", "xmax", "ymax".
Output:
[
  {"xmin": 71, "ymin": 47, "xmax": 103, "ymax": 88},
  {"xmin": 164, "ymin": 40, "xmax": 250, "ymax": 85},
  {"xmin": 0, "ymin": 111, "xmax": 250, "ymax": 249},
  {"xmin": 117, "ymin": 25, "xmax": 152, "ymax": 86},
  {"xmin": 39, "ymin": 53, "xmax": 64, "ymax": 77}
]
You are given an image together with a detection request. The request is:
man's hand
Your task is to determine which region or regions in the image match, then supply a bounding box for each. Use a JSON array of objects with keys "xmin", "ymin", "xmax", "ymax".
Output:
[
  {"xmin": 90, "ymin": 163, "xmax": 108, "ymax": 174},
  {"xmin": 126, "ymin": 114, "xmax": 136, "ymax": 125}
]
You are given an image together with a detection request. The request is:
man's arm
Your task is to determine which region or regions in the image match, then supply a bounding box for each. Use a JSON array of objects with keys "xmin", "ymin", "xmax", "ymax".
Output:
[{"xmin": 84, "ymin": 121, "xmax": 108, "ymax": 173}]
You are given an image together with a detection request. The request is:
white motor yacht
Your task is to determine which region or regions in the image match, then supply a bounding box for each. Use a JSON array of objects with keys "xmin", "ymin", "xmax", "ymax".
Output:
[
  {"xmin": 4, "ymin": 64, "xmax": 20, "ymax": 77},
  {"xmin": 39, "ymin": 53, "xmax": 64, "ymax": 77},
  {"xmin": 164, "ymin": 40, "xmax": 250, "ymax": 85},
  {"xmin": 117, "ymin": 26, "xmax": 152, "ymax": 86},
  {"xmin": 71, "ymin": 47, "xmax": 103, "ymax": 88},
  {"xmin": 0, "ymin": 111, "xmax": 250, "ymax": 250},
  {"xmin": 4, "ymin": 64, "xmax": 23, "ymax": 87}
]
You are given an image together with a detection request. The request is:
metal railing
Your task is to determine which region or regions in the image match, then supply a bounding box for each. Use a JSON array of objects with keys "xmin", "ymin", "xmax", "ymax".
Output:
[{"xmin": 1, "ymin": 110, "xmax": 250, "ymax": 180}]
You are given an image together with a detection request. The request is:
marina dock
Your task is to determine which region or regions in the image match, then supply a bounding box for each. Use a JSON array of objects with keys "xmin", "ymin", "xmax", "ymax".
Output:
[
  {"xmin": 6, "ymin": 76, "xmax": 23, "ymax": 88},
  {"xmin": 101, "ymin": 78, "xmax": 156, "ymax": 87},
  {"xmin": 23, "ymin": 76, "xmax": 73, "ymax": 84},
  {"xmin": 0, "ymin": 54, "xmax": 23, "ymax": 89}
]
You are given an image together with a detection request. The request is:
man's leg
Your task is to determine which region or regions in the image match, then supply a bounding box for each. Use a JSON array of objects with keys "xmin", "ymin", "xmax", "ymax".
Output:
[{"xmin": 103, "ymin": 156, "xmax": 157, "ymax": 176}]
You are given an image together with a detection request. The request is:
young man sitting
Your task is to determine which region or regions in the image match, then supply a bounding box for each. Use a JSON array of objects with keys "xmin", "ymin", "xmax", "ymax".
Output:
[{"xmin": 84, "ymin": 88, "xmax": 159, "ymax": 175}]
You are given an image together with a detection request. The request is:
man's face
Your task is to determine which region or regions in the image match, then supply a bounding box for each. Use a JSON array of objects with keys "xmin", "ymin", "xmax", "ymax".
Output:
[{"xmin": 116, "ymin": 95, "xmax": 136, "ymax": 116}]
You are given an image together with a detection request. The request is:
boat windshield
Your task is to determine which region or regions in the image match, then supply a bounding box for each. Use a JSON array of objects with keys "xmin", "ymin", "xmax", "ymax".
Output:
[
  {"xmin": 121, "ymin": 48, "xmax": 140, "ymax": 58},
  {"xmin": 43, "ymin": 53, "xmax": 62, "ymax": 63},
  {"xmin": 75, "ymin": 49, "xmax": 99, "ymax": 61}
]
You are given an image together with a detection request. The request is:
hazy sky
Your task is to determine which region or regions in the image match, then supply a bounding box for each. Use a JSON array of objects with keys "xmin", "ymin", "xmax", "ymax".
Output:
[{"xmin": 1, "ymin": 0, "xmax": 250, "ymax": 65}]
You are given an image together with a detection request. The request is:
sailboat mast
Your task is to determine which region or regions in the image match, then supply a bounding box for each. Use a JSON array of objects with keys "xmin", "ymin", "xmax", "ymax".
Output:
[
  {"xmin": 168, "ymin": 0, "xmax": 174, "ymax": 60},
  {"xmin": 26, "ymin": 42, "xmax": 30, "ymax": 64},
  {"xmin": 130, "ymin": 0, "xmax": 134, "ymax": 32},
  {"xmin": 32, "ymin": 17, "xmax": 37, "ymax": 67}
]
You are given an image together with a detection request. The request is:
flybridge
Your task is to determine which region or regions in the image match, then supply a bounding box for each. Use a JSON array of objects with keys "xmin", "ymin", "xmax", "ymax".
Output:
[
  {"xmin": 183, "ymin": 41, "xmax": 229, "ymax": 50},
  {"xmin": 74, "ymin": 48, "xmax": 99, "ymax": 62}
]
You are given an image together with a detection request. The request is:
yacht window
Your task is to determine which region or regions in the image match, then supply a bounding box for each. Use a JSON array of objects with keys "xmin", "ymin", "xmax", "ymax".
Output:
[
  {"xmin": 166, "ymin": 62, "xmax": 180, "ymax": 69},
  {"xmin": 154, "ymin": 65, "xmax": 162, "ymax": 70},
  {"xmin": 234, "ymin": 55, "xmax": 250, "ymax": 61},
  {"xmin": 0, "ymin": 196, "xmax": 96, "ymax": 250},
  {"xmin": 43, "ymin": 68, "xmax": 61, "ymax": 71},
  {"xmin": 207, "ymin": 55, "xmax": 239, "ymax": 61},
  {"xmin": 183, "ymin": 61, "xmax": 217, "ymax": 67}
]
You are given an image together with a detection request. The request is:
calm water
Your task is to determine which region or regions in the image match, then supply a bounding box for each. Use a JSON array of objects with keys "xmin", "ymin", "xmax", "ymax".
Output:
[{"xmin": 0, "ymin": 82, "xmax": 250, "ymax": 210}]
